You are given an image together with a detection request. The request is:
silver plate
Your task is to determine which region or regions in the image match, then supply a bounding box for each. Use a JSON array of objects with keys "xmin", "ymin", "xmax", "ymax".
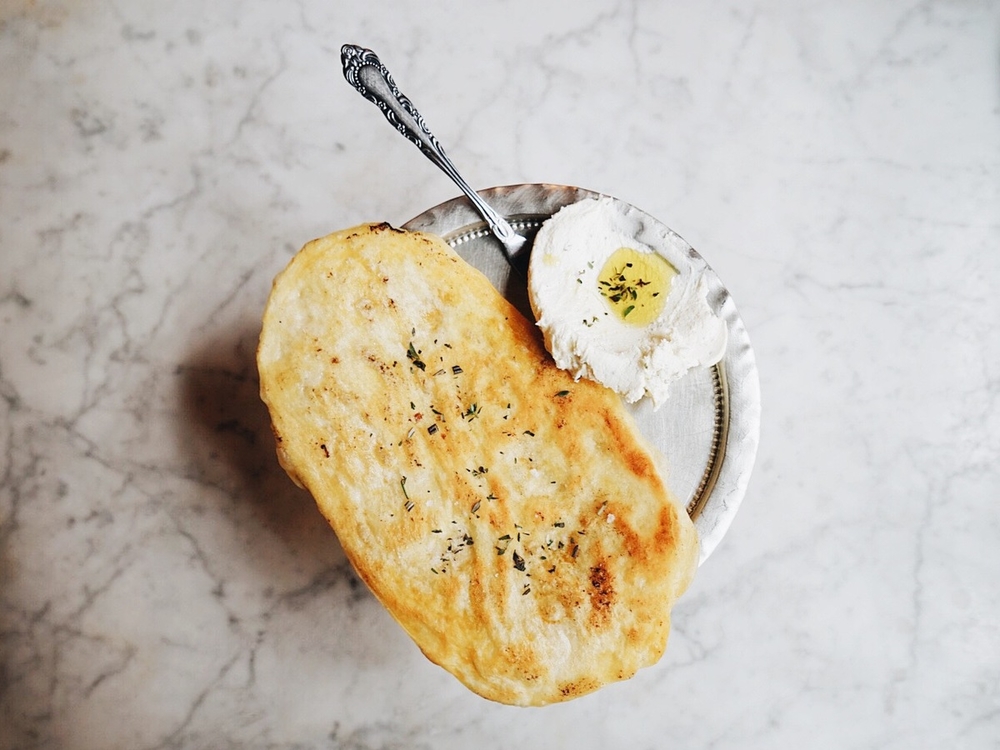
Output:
[{"xmin": 405, "ymin": 184, "xmax": 760, "ymax": 564}]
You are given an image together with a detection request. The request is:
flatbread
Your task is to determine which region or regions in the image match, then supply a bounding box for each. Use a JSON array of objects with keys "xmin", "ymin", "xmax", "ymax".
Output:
[{"xmin": 257, "ymin": 222, "xmax": 698, "ymax": 705}]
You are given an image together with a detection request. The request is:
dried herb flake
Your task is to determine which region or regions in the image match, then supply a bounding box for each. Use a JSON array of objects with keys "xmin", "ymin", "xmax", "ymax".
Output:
[{"xmin": 406, "ymin": 342, "xmax": 426, "ymax": 371}]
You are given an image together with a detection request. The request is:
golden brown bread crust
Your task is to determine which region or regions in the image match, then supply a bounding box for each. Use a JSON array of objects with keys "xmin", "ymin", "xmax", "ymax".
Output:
[{"xmin": 257, "ymin": 223, "xmax": 698, "ymax": 706}]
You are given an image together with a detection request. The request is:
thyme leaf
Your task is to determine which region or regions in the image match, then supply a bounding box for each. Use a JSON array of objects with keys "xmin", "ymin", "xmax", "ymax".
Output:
[
  {"xmin": 496, "ymin": 534, "xmax": 512, "ymax": 555},
  {"xmin": 406, "ymin": 341, "xmax": 426, "ymax": 370},
  {"xmin": 512, "ymin": 550, "xmax": 525, "ymax": 571}
]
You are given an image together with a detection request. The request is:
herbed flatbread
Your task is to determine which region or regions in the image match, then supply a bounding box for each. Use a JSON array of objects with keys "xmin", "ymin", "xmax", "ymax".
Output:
[{"xmin": 257, "ymin": 222, "xmax": 698, "ymax": 706}]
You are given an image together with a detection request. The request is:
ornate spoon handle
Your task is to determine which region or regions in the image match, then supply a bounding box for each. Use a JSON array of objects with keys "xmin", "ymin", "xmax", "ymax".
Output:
[{"xmin": 341, "ymin": 44, "xmax": 525, "ymax": 260}]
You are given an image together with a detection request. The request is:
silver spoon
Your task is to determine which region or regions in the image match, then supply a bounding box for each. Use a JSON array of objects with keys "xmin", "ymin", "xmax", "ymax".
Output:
[{"xmin": 341, "ymin": 44, "xmax": 527, "ymax": 266}]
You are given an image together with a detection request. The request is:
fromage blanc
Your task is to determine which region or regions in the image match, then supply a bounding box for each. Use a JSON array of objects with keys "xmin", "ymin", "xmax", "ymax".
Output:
[{"xmin": 527, "ymin": 197, "xmax": 727, "ymax": 407}]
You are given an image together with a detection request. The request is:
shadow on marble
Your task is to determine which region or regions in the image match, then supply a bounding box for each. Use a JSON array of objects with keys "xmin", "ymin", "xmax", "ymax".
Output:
[{"xmin": 176, "ymin": 318, "xmax": 366, "ymax": 594}]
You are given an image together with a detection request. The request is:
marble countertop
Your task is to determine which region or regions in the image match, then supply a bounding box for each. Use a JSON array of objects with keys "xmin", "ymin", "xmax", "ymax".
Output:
[{"xmin": 2, "ymin": 1, "xmax": 998, "ymax": 748}]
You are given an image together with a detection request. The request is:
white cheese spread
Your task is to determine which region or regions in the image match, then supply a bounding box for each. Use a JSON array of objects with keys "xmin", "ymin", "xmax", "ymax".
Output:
[{"xmin": 527, "ymin": 197, "xmax": 727, "ymax": 407}]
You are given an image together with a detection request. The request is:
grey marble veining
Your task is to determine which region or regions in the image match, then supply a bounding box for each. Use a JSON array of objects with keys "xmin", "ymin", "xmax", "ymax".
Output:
[{"xmin": 2, "ymin": 1, "xmax": 999, "ymax": 748}]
